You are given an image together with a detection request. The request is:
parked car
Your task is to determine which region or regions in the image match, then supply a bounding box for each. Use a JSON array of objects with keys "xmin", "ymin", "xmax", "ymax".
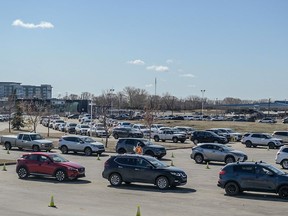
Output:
[
  {"xmin": 58, "ymin": 135, "xmax": 105, "ymax": 156},
  {"xmin": 272, "ymin": 131, "xmax": 288, "ymax": 143},
  {"xmin": 112, "ymin": 127, "xmax": 143, "ymax": 139},
  {"xmin": 190, "ymin": 131, "xmax": 228, "ymax": 145},
  {"xmin": 64, "ymin": 123, "xmax": 77, "ymax": 133},
  {"xmin": 88, "ymin": 126, "xmax": 109, "ymax": 137},
  {"xmin": 258, "ymin": 117, "xmax": 277, "ymax": 123},
  {"xmin": 16, "ymin": 152, "xmax": 85, "ymax": 182},
  {"xmin": 210, "ymin": 128, "xmax": 242, "ymax": 141},
  {"xmin": 275, "ymin": 146, "xmax": 288, "ymax": 169},
  {"xmin": 75, "ymin": 124, "xmax": 90, "ymax": 135},
  {"xmin": 0, "ymin": 132, "xmax": 53, "ymax": 152},
  {"xmin": 241, "ymin": 133, "xmax": 283, "ymax": 149},
  {"xmin": 191, "ymin": 143, "xmax": 248, "ymax": 164},
  {"xmin": 115, "ymin": 138, "xmax": 166, "ymax": 159},
  {"xmin": 102, "ymin": 154, "xmax": 187, "ymax": 189},
  {"xmin": 282, "ymin": 117, "xmax": 288, "ymax": 124},
  {"xmin": 217, "ymin": 161, "xmax": 288, "ymax": 198}
]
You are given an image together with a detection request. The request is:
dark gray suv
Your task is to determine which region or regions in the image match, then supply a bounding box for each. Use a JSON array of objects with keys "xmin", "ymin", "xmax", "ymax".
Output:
[
  {"xmin": 218, "ymin": 161, "xmax": 288, "ymax": 198},
  {"xmin": 115, "ymin": 138, "xmax": 166, "ymax": 159}
]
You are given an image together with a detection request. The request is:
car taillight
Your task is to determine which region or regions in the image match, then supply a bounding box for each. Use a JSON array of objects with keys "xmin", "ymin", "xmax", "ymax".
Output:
[
  {"xmin": 104, "ymin": 161, "xmax": 109, "ymax": 168},
  {"xmin": 219, "ymin": 170, "xmax": 226, "ymax": 175}
]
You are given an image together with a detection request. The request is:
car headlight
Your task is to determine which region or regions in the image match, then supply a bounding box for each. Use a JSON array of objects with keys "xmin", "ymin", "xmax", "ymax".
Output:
[{"xmin": 170, "ymin": 172, "xmax": 181, "ymax": 176}]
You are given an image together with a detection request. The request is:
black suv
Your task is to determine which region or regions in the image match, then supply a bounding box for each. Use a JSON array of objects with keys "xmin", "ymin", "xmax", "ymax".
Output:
[
  {"xmin": 115, "ymin": 138, "xmax": 166, "ymax": 159},
  {"xmin": 218, "ymin": 161, "xmax": 288, "ymax": 198},
  {"xmin": 112, "ymin": 127, "xmax": 143, "ymax": 139},
  {"xmin": 191, "ymin": 131, "xmax": 228, "ymax": 145},
  {"xmin": 102, "ymin": 154, "xmax": 187, "ymax": 189}
]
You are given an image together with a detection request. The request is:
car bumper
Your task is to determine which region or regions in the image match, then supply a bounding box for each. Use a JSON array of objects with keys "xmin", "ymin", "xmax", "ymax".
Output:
[{"xmin": 171, "ymin": 176, "xmax": 187, "ymax": 186}]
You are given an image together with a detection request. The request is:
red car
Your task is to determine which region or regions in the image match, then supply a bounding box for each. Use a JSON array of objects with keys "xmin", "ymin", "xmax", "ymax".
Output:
[{"xmin": 16, "ymin": 152, "xmax": 85, "ymax": 182}]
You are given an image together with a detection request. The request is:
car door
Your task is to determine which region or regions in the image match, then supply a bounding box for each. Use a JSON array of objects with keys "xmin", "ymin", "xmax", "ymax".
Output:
[
  {"xmin": 235, "ymin": 165, "xmax": 256, "ymax": 189},
  {"xmin": 21, "ymin": 134, "xmax": 32, "ymax": 149},
  {"xmin": 133, "ymin": 158, "xmax": 155, "ymax": 183},
  {"xmin": 211, "ymin": 145, "xmax": 226, "ymax": 162},
  {"xmin": 125, "ymin": 139, "xmax": 137, "ymax": 152},
  {"xmin": 253, "ymin": 165, "xmax": 278, "ymax": 191},
  {"xmin": 37, "ymin": 155, "xmax": 56, "ymax": 176},
  {"xmin": 114, "ymin": 157, "xmax": 137, "ymax": 182},
  {"xmin": 25, "ymin": 154, "xmax": 40, "ymax": 174},
  {"xmin": 73, "ymin": 137, "xmax": 85, "ymax": 152}
]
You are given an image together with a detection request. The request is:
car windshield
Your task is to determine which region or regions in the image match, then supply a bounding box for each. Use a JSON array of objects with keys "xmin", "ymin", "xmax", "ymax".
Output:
[
  {"xmin": 146, "ymin": 157, "xmax": 168, "ymax": 168},
  {"xmin": 267, "ymin": 165, "xmax": 286, "ymax": 175},
  {"xmin": 30, "ymin": 134, "xmax": 44, "ymax": 140},
  {"xmin": 142, "ymin": 140, "xmax": 153, "ymax": 146},
  {"xmin": 50, "ymin": 154, "xmax": 69, "ymax": 163}
]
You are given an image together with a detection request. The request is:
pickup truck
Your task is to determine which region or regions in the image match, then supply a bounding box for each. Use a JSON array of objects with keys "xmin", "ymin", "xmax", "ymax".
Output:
[
  {"xmin": 153, "ymin": 129, "xmax": 187, "ymax": 143},
  {"xmin": 0, "ymin": 132, "xmax": 54, "ymax": 152}
]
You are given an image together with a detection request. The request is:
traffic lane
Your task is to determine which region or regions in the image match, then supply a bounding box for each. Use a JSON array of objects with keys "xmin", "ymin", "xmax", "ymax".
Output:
[{"xmin": 1, "ymin": 145, "xmax": 288, "ymax": 216}]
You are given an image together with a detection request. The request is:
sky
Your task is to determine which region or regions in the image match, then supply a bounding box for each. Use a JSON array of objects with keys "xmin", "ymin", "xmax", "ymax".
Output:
[{"xmin": 1, "ymin": 0, "xmax": 288, "ymax": 101}]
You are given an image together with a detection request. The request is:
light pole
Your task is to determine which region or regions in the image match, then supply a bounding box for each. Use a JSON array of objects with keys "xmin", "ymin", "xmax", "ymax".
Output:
[
  {"xmin": 268, "ymin": 98, "xmax": 271, "ymax": 117},
  {"xmin": 201, "ymin": 90, "xmax": 206, "ymax": 117},
  {"xmin": 109, "ymin": 88, "xmax": 114, "ymax": 116}
]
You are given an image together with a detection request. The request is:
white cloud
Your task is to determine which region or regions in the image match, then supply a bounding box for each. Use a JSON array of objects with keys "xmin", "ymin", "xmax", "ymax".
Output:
[
  {"xmin": 12, "ymin": 19, "xmax": 54, "ymax": 29},
  {"xmin": 127, "ymin": 59, "xmax": 145, "ymax": 65},
  {"xmin": 179, "ymin": 74, "xmax": 195, "ymax": 78},
  {"xmin": 146, "ymin": 65, "xmax": 169, "ymax": 72}
]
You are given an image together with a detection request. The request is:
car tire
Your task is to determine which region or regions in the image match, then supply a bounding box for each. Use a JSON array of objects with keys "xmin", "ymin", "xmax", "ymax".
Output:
[
  {"xmin": 4, "ymin": 142, "xmax": 11, "ymax": 150},
  {"xmin": 281, "ymin": 159, "xmax": 288, "ymax": 169},
  {"xmin": 180, "ymin": 140, "xmax": 185, "ymax": 143},
  {"xmin": 17, "ymin": 167, "xmax": 29, "ymax": 179},
  {"xmin": 154, "ymin": 136, "xmax": 160, "ymax": 142},
  {"xmin": 278, "ymin": 185, "xmax": 288, "ymax": 198},
  {"xmin": 172, "ymin": 137, "xmax": 178, "ymax": 143},
  {"xmin": 225, "ymin": 156, "xmax": 235, "ymax": 164},
  {"xmin": 109, "ymin": 173, "xmax": 122, "ymax": 186},
  {"xmin": 156, "ymin": 176, "xmax": 169, "ymax": 189},
  {"xmin": 268, "ymin": 142, "xmax": 275, "ymax": 149},
  {"xmin": 194, "ymin": 154, "xmax": 204, "ymax": 164},
  {"xmin": 55, "ymin": 170, "xmax": 66, "ymax": 182},
  {"xmin": 84, "ymin": 147, "xmax": 92, "ymax": 156},
  {"xmin": 245, "ymin": 141, "xmax": 252, "ymax": 148},
  {"xmin": 61, "ymin": 145, "xmax": 69, "ymax": 154},
  {"xmin": 32, "ymin": 145, "xmax": 40, "ymax": 152},
  {"xmin": 225, "ymin": 182, "xmax": 240, "ymax": 196},
  {"xmin": 113, "ymin": 133, "xmax": 119, "ymax": 139}
]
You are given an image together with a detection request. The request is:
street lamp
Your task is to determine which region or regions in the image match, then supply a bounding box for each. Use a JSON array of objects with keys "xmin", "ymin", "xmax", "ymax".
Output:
[
  {"xmin": 201, "ymin": 90, "xmax": 206, "ymax": 117},
  {"xmin": 109, "ymin": 88, "xmax": 115, "ymax": 116},
  {"xmin": 268, "ymin": 98, "xmax": 271, "ymax": 117}
]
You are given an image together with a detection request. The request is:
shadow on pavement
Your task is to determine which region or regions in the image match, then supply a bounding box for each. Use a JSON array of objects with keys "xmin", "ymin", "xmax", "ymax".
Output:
[{"xmin": 225, "ymin": 192, "xmax": 288, "ymax": 202}]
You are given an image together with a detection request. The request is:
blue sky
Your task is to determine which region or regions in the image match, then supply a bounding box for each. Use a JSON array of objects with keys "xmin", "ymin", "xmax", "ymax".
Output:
[{"xmin": 1, "ymin": 0, "xmax": 287, "ymax": 100}]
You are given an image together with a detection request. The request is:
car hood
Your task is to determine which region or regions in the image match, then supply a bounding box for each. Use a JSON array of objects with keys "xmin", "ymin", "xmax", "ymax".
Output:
[
  {"xmin": 61, "ymin": 161, "xmax": 84, "ymax": 169},
  {"xmin": 230, "ymin": 150, "xmax": 246, "ymax": 155},
  {"xmin": 146, "ymin": 144, "xmax": 165, "ymax": 149}
]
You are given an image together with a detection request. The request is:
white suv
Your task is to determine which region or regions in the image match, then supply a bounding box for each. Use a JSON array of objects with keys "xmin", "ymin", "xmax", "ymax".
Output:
[
  {"xmin": 58, "ymin": 135, "xmax": 105, "ymax": 156},
  {"xmin": 272, "ymin": 131, "xmax": 288, "ymax": 143},
  {"xmin": 276, "ymin": 146, "xmax": 288, "ymax": 169},
  {"xmin": 241, "ymin": 133, "xmax": 283, "ymax": 149}
]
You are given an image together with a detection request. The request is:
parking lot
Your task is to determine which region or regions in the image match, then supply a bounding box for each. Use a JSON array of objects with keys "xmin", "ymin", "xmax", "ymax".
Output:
[{"xmin": 1, "ymin": 135, "xmax": 287, "ymax": 216}]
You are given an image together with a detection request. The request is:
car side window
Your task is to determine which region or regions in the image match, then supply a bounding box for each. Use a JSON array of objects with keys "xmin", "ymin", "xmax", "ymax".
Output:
[
  {"xmin": 136, "ymin": 158, "xmax": 151, "ymax": 168},
  {"xmin": 28, "ymin": 154, "xmax": 39, "ymax": 161},
  {"xmin": 126, "ymin": 139, "xmax": 135, "ymax": 146},
  {"xmin": 22, "ymin": 135, "xmax": 31, "ymax": 141},
  {"xmin": 39, "ymin": 155, "xmax": 49, "ymax": 162},
  {"xmin": 256, "ymin": 166, "xmax": 273, "ymax": 176},
  {"xmin": 234, "ymin": 165, "xmax": 255, "ymax": 174},
  {"xmin": 282, "ymin": 148, "xmax": 288, "ymax": 153},
  {"xmin": 115, "ymin": 157, "xmax": 137, "ymax": 166}
]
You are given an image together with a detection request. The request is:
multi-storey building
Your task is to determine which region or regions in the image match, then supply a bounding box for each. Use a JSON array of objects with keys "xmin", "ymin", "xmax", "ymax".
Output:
[{"xmin": 0, "ymin": 82, "xmax": 52, "ymax": 99}]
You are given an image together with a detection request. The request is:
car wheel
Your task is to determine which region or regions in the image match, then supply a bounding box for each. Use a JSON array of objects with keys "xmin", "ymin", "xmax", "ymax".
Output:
[
  {"xmin": 154, "ymin": 136, "xmax": 160, "ymax": 142},
  {"xmin": 145, "ymin": 150, "xmax": 155, "ymax": 157},
  {"xmin": 32, "ymin": 145, "xmax": 40, "ymax": 152},
  {"xmin": 55, "ymin": 170, "xmax": 66, "ymax": 182},
  {"xmin": 18, "ymin": 167, "xmax": 29, "ymax": 179},
  {"xmin": 117, "ymin": 148, "xmax": 126, "ymax": 154},
  {"xmin": 278, "ymin": 185, "xmax": 288, "ymax": 198},
  {"xmin": 114, "ymin": 133, "xmax": 119, "ymax": 139},
  {"xmin": 180, "ymin": 140, "xmax": 185, "ymax": 143},
  {"xmin": 194, "ymin": 154, "xmax": 204, "ymax": 164},
  {"xmin": 245, "ymin": 141, "xmax": 252, "ymax": 148},
  {"xmin": 225, "ymin": 182, "xmax": 240, "ymax": 196},
  {"xmin": 172, "ymin": 137, "xmax": 178, "ymax": 143},
  {"xmin": 268, "ymin": 142, "xmax": 275, "ymax": 149},
  {"xmin": 84, "ymin": 147, "xmax": 92, "ymax": 156},
  {"xmin": 281, "ymin": 159, "xmax": 288, "ymax": 169},
  {"xmin": 4, "ymin": 142, "xmax": 11, "ymax": 150},
  {"xmin": 109, "ymin": 173, "xmax": 122, "ymax": 186},
  {"xmin": 156, "ymin": 176, "xmax": 169, "ymax": 189},
  {"xmin": 61, "ymin": 146, "xmax": 69, "ymax": 154},
  {"xmin": 225, "ymin": 156, "xmax": 235, "ymax": 164},
  {"xmin": 193, "ymin": 139, "xmax": 199, "ymax": 145}
]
